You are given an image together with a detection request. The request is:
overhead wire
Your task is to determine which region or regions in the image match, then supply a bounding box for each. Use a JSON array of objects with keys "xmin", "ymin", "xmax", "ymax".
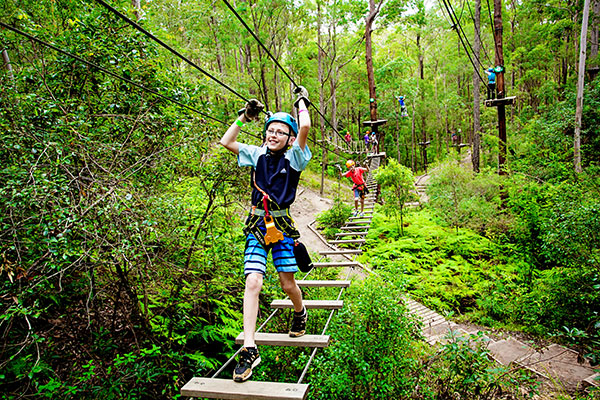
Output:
[
  {"xmin": 92, "ymin": 0, "xmax": 358, "ymax": 156},
  {"xmin": 446, "ymin": 0, "xmax": 486, "ymax": 70},
  {"xmin": 0, "ymin": 23, "xmax": 269, "ymax": 144},
  {"xmin": 92, "ymin": 0, "xmax": 258, "ymax": 110},
  {"xmin": 438, "ymin": 0, "xmax": 487, "ymax": 84},
  {"xmin": 220, "ymin": 0, "xmax": 353, "ymax": 150},
  {"xmin": 466, "ymin": 0, "xmax": 494, "ymax": 66},
  {"xmin": 89, "ymin": 0, "xmax": 351, "ymax": 155}
]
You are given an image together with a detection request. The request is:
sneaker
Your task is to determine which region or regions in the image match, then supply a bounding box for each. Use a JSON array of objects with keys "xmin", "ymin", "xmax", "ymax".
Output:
[
  {"xmin": 233, "ymin": 347, "xmax": 261, "ymax": 382},
  {"xmin": 352, "ymin": 209, "xmax": 358, "ymax": 217},
  {"xmin": 359, "ymin": 212, "xmax": 365, "ymax": 217},
  {"xmin": 289, "ymin": 308, "xmax": 307, "ymax": 337}
]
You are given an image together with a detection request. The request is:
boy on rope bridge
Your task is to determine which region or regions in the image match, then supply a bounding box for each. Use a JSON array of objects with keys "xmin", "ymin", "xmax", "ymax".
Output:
[
  {"xmin": 220, "ymin": 86, "xmax": 312, "ymax": 383},
  {"xmin": 339, "ymin": 159, "xmax": 369, "ymax": 217}
]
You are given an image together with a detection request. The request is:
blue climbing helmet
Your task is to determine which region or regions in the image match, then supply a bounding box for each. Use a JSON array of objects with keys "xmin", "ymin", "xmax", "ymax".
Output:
[{"xmin": 263, "ymin": 112, "xmax": 298, "ymax": 138}]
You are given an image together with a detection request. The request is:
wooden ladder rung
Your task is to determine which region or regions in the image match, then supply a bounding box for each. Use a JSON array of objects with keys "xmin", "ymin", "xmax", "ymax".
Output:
[
  {"xmin": 328, "ymin": 239, "xmax": 366, "ymax": 244},
  {"xmin": 318, "ymin": 249, "xmax": 362, "ymax": 255},
  {"xmin": 296, "ymin": 280, "xmax": 351, "ymax": 288},
  {"xmin": 181, "ymin": 378, "xmax": 309, "ymax": 399},
  {"xmin": 235, "ymin": 332, "xmax": 330, "ymax": 348},
  {"xmin": 340, "ymin": 225, "xmax": 370, "ymax": 230},
  {"xmin": 335, "ymin": 232, "xmax": 368, "ymax": 236},
  {"xmin": 313, "ymin": 261, "xmax": 361, "ymax": 268},
  {"xmin": 271, "ymin": 299, "xmax": 343, "ymax": 309}
]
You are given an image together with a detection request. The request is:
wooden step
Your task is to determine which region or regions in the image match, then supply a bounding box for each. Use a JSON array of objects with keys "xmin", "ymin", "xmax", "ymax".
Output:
[
  {"xmin": 271, "ymin": 299, "xmax": 343, "ymax": 310},
  {"xmin": 318, "ymin": 249, "xmax": 362, "ymax": 255},
  {"xmin": 335, "ymin": 232, "xmax": 368, "ymax": 237},
  {"xmin": 328, "ymin": 239, "xmax": 366, "ymax": 244},
  {"xmin": 235, "ymin": 332, "xmax": 330, "ymax": 347},
  {"xmin": 340, "ymin": 225, "xmax": 370, "ymax": 230},
  {"xmin": 348, "ymin": 217, "xmax": 372, "ymax": 221},
  {"xmin": 313, "ymin": 261, "xmax": 361, "ymax": 268},
  {"xmin": 296, "ymin": 280, "xmax": 351, "ymax": 288},
  {"xmin": 181, "ymin": 377, "xmax": 309, "ymax": 399}
]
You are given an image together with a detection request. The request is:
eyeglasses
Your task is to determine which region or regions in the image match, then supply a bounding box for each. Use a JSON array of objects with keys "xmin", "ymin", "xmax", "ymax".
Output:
[{"xmin": 266, "ymin": 129, "xmax": 290, "ymax": 137}]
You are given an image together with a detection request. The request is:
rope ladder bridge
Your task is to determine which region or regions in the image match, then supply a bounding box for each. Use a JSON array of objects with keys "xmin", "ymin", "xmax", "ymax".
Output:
[{"xmin": 180, "ymin": 153, "xmax": 386, "ymax": 400}]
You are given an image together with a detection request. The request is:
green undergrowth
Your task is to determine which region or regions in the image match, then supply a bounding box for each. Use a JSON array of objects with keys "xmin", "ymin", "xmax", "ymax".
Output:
[{"xmin": 359, "ymin": 206, "xmax": 600, "ymax": 369}]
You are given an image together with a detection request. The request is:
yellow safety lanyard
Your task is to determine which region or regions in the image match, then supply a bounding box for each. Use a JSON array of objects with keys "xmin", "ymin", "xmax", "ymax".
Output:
[{"xmin": 252, "ymin": 171, "xmax": 284, "ymax": 245}]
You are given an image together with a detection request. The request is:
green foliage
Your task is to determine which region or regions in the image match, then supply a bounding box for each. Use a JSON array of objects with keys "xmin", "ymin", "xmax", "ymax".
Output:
[
  {"xmin": 374, "ymin": 159, "xmax": 415, "ymax": 234},
  {"xmin": 308, "ymin": 275, "xmax": 422, "ymax": 399},
  {"xmin": 427, "ymin": 160, "xmax": 506, "ymax": 235},
  {"xmin": 415, "ymin": 331, "xmax": 538, "ymax": 399},
  {"xmin": 316, "ymin": 197, "xmax": 353, "ymax": 239}
]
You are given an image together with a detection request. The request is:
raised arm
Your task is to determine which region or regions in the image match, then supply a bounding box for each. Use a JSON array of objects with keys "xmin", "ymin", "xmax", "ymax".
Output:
[
  {"xmin": 293, "ymin": 86, "xmax": 311, "ymax": 151},
  {"xmin": 220, "ymin": 99, "xmax": 264, "ymax": 155}
]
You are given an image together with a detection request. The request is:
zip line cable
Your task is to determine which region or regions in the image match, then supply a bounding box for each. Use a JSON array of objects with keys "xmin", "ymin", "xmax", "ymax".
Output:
[
  {"xmin": 91, "ymin": 0, "xmax": 259, "ymax": 111},
  {"xmin": 439, "ymin": 0, "xmax": 487, "ymax": 84},
  {"xmin": 221, "ymin": 0, "xmax": 298, "ymax": 89},
  {"xmin": 447, "ymin": 0, "xmax": 486, "ymax": 70},
  {"xmin": 220, "ymin": 0, "xmax": 352, "ymax": 150},
  {"xmin": 466, "ymin": 0, "xmax": 494, "ymax": 66},
  {"xmin": 0, "ymin": 24, "xmax": 219, "ymax": 124},
  {"xmin": 0, "ymin": 23, "xmax": 273, "ymax": 144},
  {"xmin": 94, "ymin": 0, "xmax": 355, "ymax": 155},
  {"xmin": 1, "ymin": 27, "xmax": 342, "ymax": 156}
]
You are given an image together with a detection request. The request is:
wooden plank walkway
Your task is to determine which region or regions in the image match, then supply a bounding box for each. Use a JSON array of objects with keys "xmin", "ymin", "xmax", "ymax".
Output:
[
  {"xmin": 235, "ymin": 332, "xmax": 330, "ymax": 348},
  {"xmin": 270, "ymin": 299, "xmax": 344, "ymax": 309},
  {"xmin": 181, "ymin": 378, "xmax": 309, "ymax": 400},
  {"xmin": 180, "ymin": 153, "xmax": 387, "ymax": 399},
  {"xmin": 296, "ymin": 280, "xmax": 351, "ymax": 287}
]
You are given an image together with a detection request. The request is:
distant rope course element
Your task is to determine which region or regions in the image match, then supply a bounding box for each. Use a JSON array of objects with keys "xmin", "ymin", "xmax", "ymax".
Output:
[
  {"xmin": 220, "ymin": 0, "xmax": 352, "ymax": 150},
  {"xmin": 92, "ymin": 0, "xmax": 261, "ymax": 112}
]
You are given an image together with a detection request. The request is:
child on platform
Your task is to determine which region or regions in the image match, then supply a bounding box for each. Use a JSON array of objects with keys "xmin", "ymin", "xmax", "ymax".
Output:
[{"xmin": 220, "ymin": 87, "xmax": 312, "ymax": 382}]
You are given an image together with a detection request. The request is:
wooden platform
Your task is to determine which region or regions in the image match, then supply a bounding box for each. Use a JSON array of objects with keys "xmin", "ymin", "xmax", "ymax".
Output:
[
  {"xmin": 181, "ymin": 378, "xmax": 309, "ymax": 399},
  {"xmin": 271, "ymin": 299, "xmax": 343, "ymax": 310},
  {"xmin": 312, "ymin": 261, "xmax": 361, "ymax": 268},
  {"xmin": 296, "ymin": 280, "xmax": 351, "ymax": 288},
  {"xmin": 484, "ymin": 96, "xmax": 516, "ymax": 107},
  {"xmin": 235, "ymin": 332, "xmax": 330, "ymax": 347}
]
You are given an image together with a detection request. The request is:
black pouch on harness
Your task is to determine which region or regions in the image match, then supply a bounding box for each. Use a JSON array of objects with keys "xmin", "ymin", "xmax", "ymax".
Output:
[{"xmin": 293, "ymin": 241, "xmax": 313, "ymax": 273}]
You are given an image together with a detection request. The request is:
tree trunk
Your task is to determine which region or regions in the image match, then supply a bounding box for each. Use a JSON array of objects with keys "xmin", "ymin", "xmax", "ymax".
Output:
[
  {"xmin": 494, "ymin": 0, "xmax": 507, "ymax": 177},
  {"xmin": 575, "ymin": 0, "xmax": 591, "ymax": 173},
  {"xmin": 591, "ymin": 0, "xmax": 599, "ymax": 60},
  {"xmin": 365, "ymin": 0, "xmax": 379, "ymax": 124},
  {"xmin": 2, "ymin": 49, "xmax": 14, "ymax": 81},
  {"xmin": 318, "ymin": 2, "xmax": 328, "ymax": 195},
  {"xmin": 472, "ymin": 0, "xmax": 482, "ymax": 173},
  {"xmin": 131, "ymin": 0, "xmax": 143, "ymax": 21}
]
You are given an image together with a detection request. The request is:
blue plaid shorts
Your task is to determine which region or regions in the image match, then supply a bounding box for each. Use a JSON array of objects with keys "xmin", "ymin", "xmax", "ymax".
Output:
[{"xmin": 244, "ymin": 233, "xmax": 298, "ymax": 276}]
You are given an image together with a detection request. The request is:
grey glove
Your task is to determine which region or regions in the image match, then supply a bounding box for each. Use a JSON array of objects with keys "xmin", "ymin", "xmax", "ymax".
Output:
[
  {"xmin": 238, "ymin": 98, "xmax": 264, "ymax": 121},
  {"xmin": 293, "ymin": 86, "xmax": 311, "ymax": 108}
]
